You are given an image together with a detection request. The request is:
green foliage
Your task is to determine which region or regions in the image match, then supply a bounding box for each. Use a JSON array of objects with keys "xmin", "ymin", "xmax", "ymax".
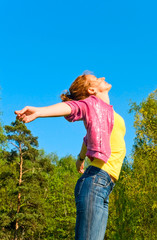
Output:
[
  {"xmin": 42, "ymin": 155, "xmax": 80, "ymax": 240},
  {"xmin": 5, "ymin": 119, "xmax": 38, "ymax": 150},
  {"xmin": 0, "ymin": 119, "xmax": 80, "ymax": 239},
  {"xmin": 127, "ymin": 90, "xmax": 157, "ymax": 239},
  {"xmin": 0, "ymin": 124, "xmax": 7, "ymax": 149},
  {"xmin": 0, "ymin": 120, "xmax": 54, "ymax": 239}
]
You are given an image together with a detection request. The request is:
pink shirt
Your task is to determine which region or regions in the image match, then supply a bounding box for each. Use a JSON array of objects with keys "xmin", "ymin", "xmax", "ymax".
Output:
[{"xmin": 65, "ymin": 95, "xmax": 114, "ymax": 162}]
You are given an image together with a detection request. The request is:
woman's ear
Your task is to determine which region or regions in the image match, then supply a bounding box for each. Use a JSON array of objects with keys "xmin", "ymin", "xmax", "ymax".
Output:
[{"xmin": 88, "ymin": 87, "xmax": 97, "ymax": 95}]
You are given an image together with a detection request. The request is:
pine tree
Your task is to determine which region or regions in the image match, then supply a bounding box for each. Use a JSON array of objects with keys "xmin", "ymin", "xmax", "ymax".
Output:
[
  {"xmin": 0, "ymin": 120, "xmax": 53, "ymax": 239},
  {"xmin": 4, "ymin": 120, "xmax": 38, "ymax": 239}
]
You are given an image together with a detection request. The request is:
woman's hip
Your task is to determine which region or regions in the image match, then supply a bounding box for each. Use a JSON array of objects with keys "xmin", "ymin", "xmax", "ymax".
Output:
[{"xmin": 74, "ymin": 166, "xmax": 115, "ymax": 205}]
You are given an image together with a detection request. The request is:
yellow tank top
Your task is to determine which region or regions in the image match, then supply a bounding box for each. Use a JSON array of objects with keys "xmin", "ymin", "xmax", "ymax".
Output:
[{"xmin": 90, "ymin": 111, "xmax": 126, "ymax": 180}]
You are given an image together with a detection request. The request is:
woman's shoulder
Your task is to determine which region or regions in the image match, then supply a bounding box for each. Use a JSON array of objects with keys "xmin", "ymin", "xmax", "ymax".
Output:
[
  {"xmin": 73, "ymin": 95, "xmax": 98, "ymax": 106},
  {"xmin": 83, "ymin": 95, "xmax": 99, "ymax": 103},
  {"xmin": 79, "ymin": 96, "xmax": 113, "ymax": 111}
]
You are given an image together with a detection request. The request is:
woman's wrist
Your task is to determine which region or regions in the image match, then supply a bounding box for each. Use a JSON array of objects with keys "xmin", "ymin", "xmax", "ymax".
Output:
[
  {"xmin": 77, "ymin": 154, "xmax": 84, "ymax": 162},
  {"xmin": 36, "ymin": 107, "xmax": 43, "ymax": 118}
]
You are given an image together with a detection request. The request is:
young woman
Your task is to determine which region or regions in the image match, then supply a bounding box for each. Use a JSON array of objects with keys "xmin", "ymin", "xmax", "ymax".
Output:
[{"xmin": 15, "ymin": 73, "xmax": 126, "ymax": 240}]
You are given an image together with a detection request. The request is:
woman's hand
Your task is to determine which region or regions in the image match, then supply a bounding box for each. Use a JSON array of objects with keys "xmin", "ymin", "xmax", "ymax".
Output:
[
  {"xmin": 15, "ymin": 106, "xmax": 39, "ymax": 123},
  {"xmin": 76, "ymin": 159, "xmax": 85, "ymax": 174}
]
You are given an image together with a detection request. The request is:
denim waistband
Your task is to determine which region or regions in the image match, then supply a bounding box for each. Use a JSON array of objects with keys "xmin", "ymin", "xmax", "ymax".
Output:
[{"xmin": 84, "ymin": 165, "xmax": 112, "ymax": 182}]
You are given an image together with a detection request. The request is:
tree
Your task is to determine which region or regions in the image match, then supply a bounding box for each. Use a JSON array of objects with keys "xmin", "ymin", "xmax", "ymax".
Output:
[
  {"xmin": 4, "ymin": 120, "xmax": 39, "ymax": 239},
  {"xmin": 127, "ymin": 89, "xmax": 157, "ymax": 239},
  {"xmin": 0, "ymin": 120, "xmax": 54, "ymax": 239},
  {"xmin": 43, "ymin": 155, "xmax": 80, "ymax": 240}
]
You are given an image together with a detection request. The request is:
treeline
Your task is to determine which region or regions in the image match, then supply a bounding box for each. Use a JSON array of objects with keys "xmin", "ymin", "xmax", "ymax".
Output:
[{"xmin": 0, "ymin": 90, "xmax": 156, "ymax": 240}]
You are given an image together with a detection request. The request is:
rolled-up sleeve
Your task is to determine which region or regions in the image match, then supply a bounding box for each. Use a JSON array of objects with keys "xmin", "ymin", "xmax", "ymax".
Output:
[{"xmin": 64, "ymin": 99, "xmax": 88, "ymax": 122}]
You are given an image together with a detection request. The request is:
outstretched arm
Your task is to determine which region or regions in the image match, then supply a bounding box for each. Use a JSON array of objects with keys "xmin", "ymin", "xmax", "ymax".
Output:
[{"xmin": 15, "ymin": 102, "xmax": 72, "ymax": 123}]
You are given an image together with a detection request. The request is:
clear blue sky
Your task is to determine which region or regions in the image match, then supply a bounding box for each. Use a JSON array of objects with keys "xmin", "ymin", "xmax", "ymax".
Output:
[{"xmin": 0, "ymin": 0, "xmax": 156, "ymax": 159}]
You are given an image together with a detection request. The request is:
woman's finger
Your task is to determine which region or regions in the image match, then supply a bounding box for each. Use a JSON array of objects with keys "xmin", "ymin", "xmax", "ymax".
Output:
[
  {"xmin": 16, "ymin": 114, "xmax": 25, "ymax": 120},
  {"xmin": 15, "ymin": 106, "xmax": 29, "ymax": 116}
]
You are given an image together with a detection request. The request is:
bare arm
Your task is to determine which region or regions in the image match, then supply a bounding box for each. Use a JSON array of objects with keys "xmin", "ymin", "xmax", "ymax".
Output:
[
  {"xmin": 15, "ymin": 102, "xmax": 71, "ymax": 123},
  {"xmin": 76, "ymin": 142, "xmax": 87, "ymax": 174},
  {"xmin": 79, "ymin": 141, "xmax": 87, "ymax": 159},
  {"xmin": 37, "ymin": 102, "xmax": 71, "ymax": 117}
]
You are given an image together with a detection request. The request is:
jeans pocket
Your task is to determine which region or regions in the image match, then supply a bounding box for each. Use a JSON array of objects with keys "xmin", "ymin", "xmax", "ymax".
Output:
[
  {"xmin": 93, "ymin": 174, "xmax": 112, "ymax": 199},
  {"xmin": 75, "ymin": 177, "xmax": 85, "ymax": 198},
  {"xmin": 93, "ymin": 174, "xmax": 111, "ymax": 188}
]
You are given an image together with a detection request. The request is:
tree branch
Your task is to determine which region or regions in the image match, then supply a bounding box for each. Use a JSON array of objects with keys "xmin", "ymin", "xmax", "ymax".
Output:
[
  {"xmin": 10, "ymin": 141, "xmax": 19, "ymax": 150},
  {"xmin": 23, "ymin": 168, "xmax": 42, "ymax": 175}
]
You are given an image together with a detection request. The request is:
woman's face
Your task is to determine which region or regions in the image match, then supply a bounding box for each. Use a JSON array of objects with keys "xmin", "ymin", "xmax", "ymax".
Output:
[{"xmin": 86, "ymin": 74, "xmax": 112, "ymax": 94}]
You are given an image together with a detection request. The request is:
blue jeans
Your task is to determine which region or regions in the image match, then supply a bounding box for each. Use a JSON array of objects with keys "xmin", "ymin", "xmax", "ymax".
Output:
[{"xmin": 75, "ymin": 166, "xmax": 115, "ymax": 240}]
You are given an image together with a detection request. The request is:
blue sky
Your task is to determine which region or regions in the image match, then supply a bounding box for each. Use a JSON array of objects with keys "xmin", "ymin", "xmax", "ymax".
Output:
[{"xmin": 0, "ymin": 0, "xmax": 156, "ymax": 160}]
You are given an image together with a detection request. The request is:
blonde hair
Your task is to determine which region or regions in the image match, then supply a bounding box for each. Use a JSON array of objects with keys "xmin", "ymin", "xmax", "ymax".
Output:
[{"xmin": 60, "ymin": 74, "xmax": 92, "ymax": 102}]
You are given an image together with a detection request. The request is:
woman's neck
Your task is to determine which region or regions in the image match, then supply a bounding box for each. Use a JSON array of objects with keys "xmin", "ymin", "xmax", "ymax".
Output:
[{"xmin": 95, "ymin": 92, "xmax": 110, "ymax": 105}]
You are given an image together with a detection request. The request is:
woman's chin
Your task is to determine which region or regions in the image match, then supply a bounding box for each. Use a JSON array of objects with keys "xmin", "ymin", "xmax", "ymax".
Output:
[{"xmin": 108, "ymin": 84, "xmax": 112, "ymax": 91}]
